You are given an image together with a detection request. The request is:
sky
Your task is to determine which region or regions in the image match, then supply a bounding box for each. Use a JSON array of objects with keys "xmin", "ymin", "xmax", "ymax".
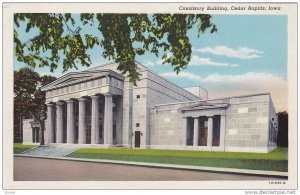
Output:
[{"xmin": 14, "ymin": 14, "xmax": 288, "ymax": 112}]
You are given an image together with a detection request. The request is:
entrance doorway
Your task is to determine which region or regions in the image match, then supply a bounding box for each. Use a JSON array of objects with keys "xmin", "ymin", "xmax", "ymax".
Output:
[
  {"xmin": 86, "ymin": 125, "xmax": 91, "ymax": 144},
  {"xmin": 134, "ymin": 131, "xmax": 141, "ymax": 148}
]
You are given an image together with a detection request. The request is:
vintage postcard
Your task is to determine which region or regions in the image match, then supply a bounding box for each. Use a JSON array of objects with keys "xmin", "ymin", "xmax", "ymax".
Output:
[{"xmin": 2, "ymin": 2, "xmax": 298, "ymax": 191}]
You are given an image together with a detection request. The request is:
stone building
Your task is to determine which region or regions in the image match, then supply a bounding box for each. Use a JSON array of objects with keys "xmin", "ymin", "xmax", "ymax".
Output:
[{"xmin": 23, "ymin": 62, "xmax": 278, "ymax": 153}]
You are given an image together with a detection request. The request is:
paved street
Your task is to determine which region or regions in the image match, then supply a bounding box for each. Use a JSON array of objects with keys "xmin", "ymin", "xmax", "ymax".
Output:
[{"xmin": 14, "ymin": 156, "xmax": 280, "ymax": 181}]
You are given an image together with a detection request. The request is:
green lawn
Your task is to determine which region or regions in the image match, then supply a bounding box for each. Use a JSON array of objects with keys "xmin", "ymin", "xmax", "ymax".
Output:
[
  {"xmin": 13, "ymin": 143, "xmax": 37, "ymax": 154},
  {"xmin": 67, "ymin": 147, "xmax": 288, "ymax": 172}
]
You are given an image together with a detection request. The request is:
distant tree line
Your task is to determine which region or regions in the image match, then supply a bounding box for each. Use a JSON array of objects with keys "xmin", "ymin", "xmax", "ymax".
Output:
[
  {"xmin": 277, "ymin": 111, "xmax": 288, "ymax": 147},
  {"xmin": 14, "ymin": 67, "xmax": 56, "ymax": 144}
]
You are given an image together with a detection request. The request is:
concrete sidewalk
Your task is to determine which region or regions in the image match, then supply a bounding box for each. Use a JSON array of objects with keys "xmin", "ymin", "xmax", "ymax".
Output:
[
  {"xmin": 21, "ymin": 145, "xmax": 77, "ymax": 157},
  {"xmin": 14, "ymin": 154, "xmax": 288, "ymax": 178}
]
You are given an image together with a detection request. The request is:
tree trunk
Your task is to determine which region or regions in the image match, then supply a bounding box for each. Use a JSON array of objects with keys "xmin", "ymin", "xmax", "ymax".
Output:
[{"xmin": 39, "ymin": 121, "xmax": 45, "ymax": 145}]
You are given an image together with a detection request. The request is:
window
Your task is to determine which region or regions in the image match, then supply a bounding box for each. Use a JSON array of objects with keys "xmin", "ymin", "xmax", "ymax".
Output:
[
  {"xmin": 212, "ymin": 115, "xmax": 221, "ymax": 146},
  {"xmin": 136, "ymin": 123, "xmax": 140, "ymax": 127},
  {"xmin": 136, "ymin": 95, "xmax": 140, "ymax": 99},
  {"xmin": 99, "ymin": 125, "xmax": 103, "ymax": 139},
  {"xmin": 199, "ymin": 116, "xmax": 209, "ymax": 146},
  {"xmin": 113, "ymin": 124, "xmax": 116, "ymax": 139}
]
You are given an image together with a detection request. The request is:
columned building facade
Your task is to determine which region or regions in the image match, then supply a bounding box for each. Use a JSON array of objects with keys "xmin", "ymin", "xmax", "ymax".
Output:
[
  {"xmin": 181, "ymin": 103, "xmax": 227, "ymax": 151},
  {"xmin": 35, "ymin": 62, "xmax": 279, "ymax": 153},
  {"xmin": 42, "ymin": 69, "xmax": 124, "ymax": 147}
]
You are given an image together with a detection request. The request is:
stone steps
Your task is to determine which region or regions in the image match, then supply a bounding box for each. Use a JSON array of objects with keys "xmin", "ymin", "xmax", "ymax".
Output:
[{"xmin": 22, "ymin": 145, "xmax": 77, "ymax": 157}]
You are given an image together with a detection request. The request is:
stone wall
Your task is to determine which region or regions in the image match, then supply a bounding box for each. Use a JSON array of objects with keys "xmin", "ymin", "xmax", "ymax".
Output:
[
  {"xmin": 223, "ymin": 94, "xmax": 271, "ymax": 152},
  {"xmin": 150, "ymin": 102, "xmax": 190, "ymax": 149},
  {"xmin": 90, "ymin": 62, "xmax": 200, "ymax": 148},
  {"xmin": 150, "ymin": 93, "xmax": 275, "ymax": 153},
  {"xmin": 23, "ymin": 119, "xmax": 47, "ymax": 144},
  {"xmin": 23, "ymin": 119, "xmax": 34, "ymax": 143},
  {"xmin": 268, "ymin": 96, "xmax": 278, "ymax": 151}
]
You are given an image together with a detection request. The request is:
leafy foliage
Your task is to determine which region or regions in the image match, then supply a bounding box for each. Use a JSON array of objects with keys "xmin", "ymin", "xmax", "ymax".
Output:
[
  {"xmin": 277, "ymin": 111, "xmax": 288, "ymax": 147},
  {"xmin": 14, "ymin": 13, "xmax": 217, "ymax": 85},
  {"xmin": 13, "ymin": 143, "xmax": 36, "ymax": 154},
  {"xmin": 14, "ymin": 67, "xmax": 56, "ymax": 145}
]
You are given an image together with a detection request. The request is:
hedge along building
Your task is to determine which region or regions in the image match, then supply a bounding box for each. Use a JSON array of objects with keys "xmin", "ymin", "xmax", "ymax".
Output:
[{"xmin": 31, "ymin": 62, "xmax": 278, "ymax": 153}]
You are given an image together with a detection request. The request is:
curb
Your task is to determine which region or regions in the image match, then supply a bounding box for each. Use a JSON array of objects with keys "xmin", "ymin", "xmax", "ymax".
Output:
[{"xmin": 14, "ymin": 154, "xmax": 288, "ymax": 178}]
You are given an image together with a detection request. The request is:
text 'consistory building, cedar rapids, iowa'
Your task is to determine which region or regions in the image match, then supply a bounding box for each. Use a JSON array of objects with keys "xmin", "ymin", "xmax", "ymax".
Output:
[{"xmin": 23, "ymin": 62, "xmax": 278, "ymax": 153}]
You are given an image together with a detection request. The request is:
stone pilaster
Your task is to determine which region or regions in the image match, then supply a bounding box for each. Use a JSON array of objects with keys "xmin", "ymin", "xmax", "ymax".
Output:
[
  {"xmin": 78, "ymin": 98, "xmax": 86, "ymax": 144},
  {"xmin": 219, "ymin": 115, "xmax": 226, "ymax": 148},
  {"xmin": 66, "ymin": 100, "xmax": 75, "ymax": 144},
  {"xmin": 182, "ymin": 117, "xmax": 187, "ymax": 146},
  {"xmin": 56, "ymin": 102, "xmax": 64, "ymax": 143},
  {"xmin": 91, "ymin": 95, "xmax": 100, "ymax": 144},
  {"xmin": 46, "ymin": 103, "xmax": 55, "ymax": 143},
  {"xmin": 207, "ymin": 116, "xmax": 213, "ymax": 147},
  {"xmin": 104, "ymin": 93, "xmax": 113, "ymax": 146},
  {"xmin": 193, "ymin": 117, "xmax": 199, "ymax": 147}
]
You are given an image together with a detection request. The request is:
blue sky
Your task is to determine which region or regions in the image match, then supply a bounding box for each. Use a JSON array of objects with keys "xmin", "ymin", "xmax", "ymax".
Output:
[{"xmin": 14, "ymin": 14, "xmax": 288, "ymax": 111}]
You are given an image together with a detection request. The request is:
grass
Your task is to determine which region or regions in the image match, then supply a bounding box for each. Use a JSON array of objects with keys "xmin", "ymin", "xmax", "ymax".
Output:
[
  {"xmin": 67, "ymin": 147, "xmax": 288, "ymax": 172},
  {"xmin": 13, "ymin": 143, "xmax": 37, "ymax": 154}
]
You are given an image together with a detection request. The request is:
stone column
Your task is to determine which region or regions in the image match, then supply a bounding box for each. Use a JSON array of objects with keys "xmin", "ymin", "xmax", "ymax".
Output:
[
  {"xmin": 56, "ymin": 102, "xmax": 64, "ymax": 143},
  {"xmin": 193, "ymin": 117, "xmax": 199, "ymax": 147},
  {"xmin": 91, "ymin": 95, "xmax": 100, "ymax": 144},
  {"xmin": 104, "ymin": 93, "xmax": 113, "ymax": 146},
  {"xmin": 207, "ymin": 116, "xmax": 213, "ymax": 147},
  {"xmin": 219, "ymin": 115, "xmax": 226, "ymax": 148},
  {"xmin": 182, "ymin": 117, "xmax": 187, "ymax": 146},
  {"xmin": 47, "ymin": 103, "xmax": 55, "ymax": 143},
  {"xmin": 78, "ymin": 98, "xmax": 86, "ymax": 144},
  {"xmin": 66, "ymin": 100, "xmax": 75, "ymax": 144}
]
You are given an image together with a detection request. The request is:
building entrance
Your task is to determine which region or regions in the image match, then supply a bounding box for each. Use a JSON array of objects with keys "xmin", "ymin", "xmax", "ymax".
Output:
[{"xmin": 134, "ymin": 131, "xmax": 141, "ymax": 148}]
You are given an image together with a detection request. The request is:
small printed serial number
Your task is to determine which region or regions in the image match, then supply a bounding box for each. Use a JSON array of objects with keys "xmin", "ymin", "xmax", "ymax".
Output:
[{"xmin": 269, "ymin": 181, "xmax": 286, "ymax": 185}]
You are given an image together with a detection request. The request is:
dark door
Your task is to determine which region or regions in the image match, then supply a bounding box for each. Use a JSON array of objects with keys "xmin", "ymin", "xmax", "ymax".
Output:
[
  {"xmin": 134, "ymin": 131, "xmax": 141, "ymax": 148},
  {"xmin": 86, "ymin": 126, "xmax": 91, "ymax": 144}
]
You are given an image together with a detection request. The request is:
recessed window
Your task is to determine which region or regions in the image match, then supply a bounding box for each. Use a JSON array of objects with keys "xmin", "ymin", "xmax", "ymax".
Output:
[
  {"xmin": 136, "ymin": 123, "xmax": 140, "ymax": 127},
  {"xmin": 136, "ymin": 95, "xmax": 140, "ymax": 99}
]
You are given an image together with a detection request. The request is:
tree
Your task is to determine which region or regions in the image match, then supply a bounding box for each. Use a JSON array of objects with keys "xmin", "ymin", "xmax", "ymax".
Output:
[
  {"xmin": 277, "ymin": 111, "xmax": 288, "ymax": 147},
  {"xmin": 14, "ymin": 67, "xmax": 56, "ymax": 145},
  {"xmin": 14, "ymin": 13, "xmax": 217, "ymax": 85}
]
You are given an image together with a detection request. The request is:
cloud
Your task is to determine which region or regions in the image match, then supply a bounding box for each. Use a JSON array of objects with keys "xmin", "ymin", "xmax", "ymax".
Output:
[
  {"xmin": 155, "ymin": 52, "xmax": 239, "ymax": 67},
  {"xmin": 201, "ymin": 72, "xmax": 285, "ymax": 84},
  {"xmin": 160, "ymin": 71, "xmax": 202, "ymax": 81},
  {"xmin": 160, "ymin": 71, "xmax": 287, "ymax": 111},
  {"xmin": 201, "ymin": 72, "xmax": 287, "ymax": 112},
  {"xmin": 142, "ymin": 60, "xmax": 155, "ymax": 67},
  {"xmin": 189, "ymin": 56, "xmax": 239, "ymax": 67},
  {"xmin": 193, "ymin": 46, "xmax": 263, "ymax": 59}
]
